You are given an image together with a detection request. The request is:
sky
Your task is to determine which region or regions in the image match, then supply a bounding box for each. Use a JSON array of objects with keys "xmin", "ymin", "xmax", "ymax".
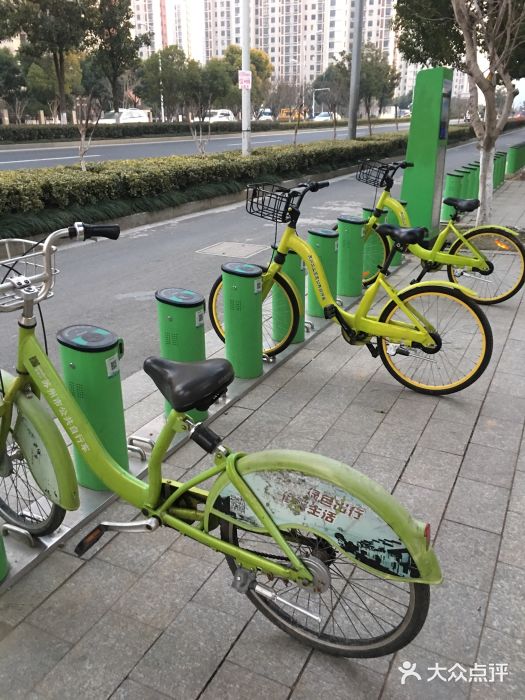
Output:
[{"xmin": 516, "ymin": 78, "xmax": 525, "ymax": 110}]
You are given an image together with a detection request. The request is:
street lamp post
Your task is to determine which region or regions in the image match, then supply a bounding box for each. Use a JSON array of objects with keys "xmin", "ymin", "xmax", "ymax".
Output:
[{"xmin": 312, "ymin": 87, "xmax": 330, "ymax": 118}]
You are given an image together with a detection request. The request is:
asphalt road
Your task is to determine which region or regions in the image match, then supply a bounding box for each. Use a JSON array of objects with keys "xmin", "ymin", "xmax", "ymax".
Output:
[
  {"xmin": 1, "ymin": 127, "xmax": 524, "ymax": 381},
  {"xmin": 0, "ymin": 122, "xmax": 410, "ymax": 170}
]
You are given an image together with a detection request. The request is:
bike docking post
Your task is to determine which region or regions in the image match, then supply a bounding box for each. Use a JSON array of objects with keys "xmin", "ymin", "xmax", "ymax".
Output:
[
  {"xmin": 221, "ymin": 262, "xmax": 263, "ymax": 378},
  {"xmin": 156, "ymin": 288, "xmax": 207, "ymax": 422},
  {"xmin": 495, "ymin": 152, "xmax": 507, "ymax": 189},
  {"xmin": 57, "ymin": 325, "xmax": 129, "ymax": 491},
  {"xmin": 454, "ymin": 169, "xmax": 470, "ymax": 199},
  {"xmin": 463, "ymin": 165, "xmax": 479, "ymax": 198},
  {"xmin": 306, "ymin": 228, "xmax": 339, "ymax": 318},
  {"xmin": 363, "ymin": 207, "xmax": 389, "ymax": 271},
  {"xmin": 272, "ymin": 247, "xmax": 305, "ymax": 344},
  {"xmin": 0, "ymin": 536, "xmax": 8, "ymax": 583},
  {"xmin": 441, "ymin": 173, "xmax": 462, "ymax": 221},
  {"xmin": 336, "ymin": 216, "xmax": 365, "ymax": 298}
]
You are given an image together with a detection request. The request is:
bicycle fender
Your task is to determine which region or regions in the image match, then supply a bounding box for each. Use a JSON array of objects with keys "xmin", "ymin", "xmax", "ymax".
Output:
[
  {"xmin": 395, "ymin": 280, "xmax": 478, "ymax": 299},
  {"xmin": 206, "ymin": 449, "xmax": 442, "ymax": 585},
  {"xmin": 464, "ymin": 223, "xmax": 520, "ymax": 237},
  {"xmin": 1, "ymin": 371, "xmax": 79, "ymax": 511}
]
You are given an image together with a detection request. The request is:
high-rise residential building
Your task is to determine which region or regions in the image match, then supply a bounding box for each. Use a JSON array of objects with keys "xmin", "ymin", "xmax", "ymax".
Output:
[{"xmin": 130, "ymin": 0, "xmax": 470, "ymax": 103}]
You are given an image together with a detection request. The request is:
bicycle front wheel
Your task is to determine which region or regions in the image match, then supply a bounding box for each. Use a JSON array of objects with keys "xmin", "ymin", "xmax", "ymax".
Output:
[
  {"xmin": 209, "ymin": 270, "xmax": 300, "ymax": 357},
  {"xmin": 0, "ymin": 403, "xmax": 66, "ymax": 536},
  {"xmin": 221, "ymin": 522, "xmax": 429, "ymax": 657},
  {"xmin": 378, "ymin": 285, "xmax": 493, "ymax": 395},
  {"xmin": 446, "ymin": 227, "xmax": 525, "ymax": 304}
]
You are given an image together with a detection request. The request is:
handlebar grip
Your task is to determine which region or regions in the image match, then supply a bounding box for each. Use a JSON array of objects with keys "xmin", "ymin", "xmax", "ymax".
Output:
[
  {"xmin": 403, "ymin": 162, "xmax": 414, "ymax": 168},
  {"xmin": 317, "ymin": 181, "xmax": 330, "ymax": 189},
  {"xmin": 83, "ymin": 223, "xmax": 120, "ymax": 240}
]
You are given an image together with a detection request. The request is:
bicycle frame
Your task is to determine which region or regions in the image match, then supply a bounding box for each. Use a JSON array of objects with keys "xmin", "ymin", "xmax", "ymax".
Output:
[
  {"xmin": 0, "ymin": 322, "xmax": 318, "ymax": 583},
  {"xmin": 367, "ymin": 190, "xmax": 498, "ymax": 272},
  {"xmin": 265, "ymin": 224, "xmax": 438, "ymax": 346}
]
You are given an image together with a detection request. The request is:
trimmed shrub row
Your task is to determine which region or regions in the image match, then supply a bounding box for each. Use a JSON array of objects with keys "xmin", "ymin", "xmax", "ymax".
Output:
[{"xmin": 0, "ymin": 134, "xmax": 410, "ymax": 216}]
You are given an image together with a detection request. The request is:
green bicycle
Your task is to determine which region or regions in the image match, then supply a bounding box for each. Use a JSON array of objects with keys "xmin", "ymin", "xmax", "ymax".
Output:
[
  {"xmin": 357, "ymin": 159, "xmax": 525, "ymax": 303},
  {"xmin": 0, "ymin": 223, "xmax": 442, "ymax": 657},
  {"xmin": 210, "ymin": 182, "xmax": 493, "ymax": 394}
]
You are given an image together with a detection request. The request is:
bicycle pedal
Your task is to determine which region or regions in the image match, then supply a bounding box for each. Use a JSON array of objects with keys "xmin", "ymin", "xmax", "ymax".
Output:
[
  {"xmin": 74, "ymin": 517, "xmax": 160, "ymax": 556},
  {"xmin": 74, "ymin": 524, "xmax": 107, "ymax": 556}
]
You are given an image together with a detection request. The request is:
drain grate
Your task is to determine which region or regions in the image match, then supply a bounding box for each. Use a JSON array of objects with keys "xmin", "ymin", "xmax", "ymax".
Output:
[{"xmin": 196, "ymin": 241, "xmax": 269, "ymax": 258}]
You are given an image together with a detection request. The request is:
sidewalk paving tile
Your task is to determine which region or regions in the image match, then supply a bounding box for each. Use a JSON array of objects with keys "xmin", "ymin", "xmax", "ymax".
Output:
[
  {"xmin": 32, "ymin": 611, "xmax": 160, "ymax": 700},
  {"xmin": 199, "ymin": 661, "xmax": 290, "ymax": 700},
  {"xmin": 484, "ymin": 562, "xmax": 525, "ymax": 640},
  {"xmin": 445, "ymin": 477, "xmax": 509, "ymax": 534},
  {"xmin": 0, "ymin": 623, "xmax": 70, "ymax": 698}
]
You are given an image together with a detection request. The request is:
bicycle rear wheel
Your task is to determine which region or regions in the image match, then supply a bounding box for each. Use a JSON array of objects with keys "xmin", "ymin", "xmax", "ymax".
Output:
[
  {"xmin": 0, "ymin": 403, "xmax": 65, "ymax": 536},
  {"xmin": 221, "ymin": 522, "xmax": 429, "ymax": 657},
  {"xmin": 209, "ymin": 269, "xmax": 300, "ymax": 358},
  {"xmin": 446, "ymin": 227, "xmax": 525, "ymax": 304},
  {"xmin": 377, "ymin": 285, "xmax": 492, "ymax": 395}
]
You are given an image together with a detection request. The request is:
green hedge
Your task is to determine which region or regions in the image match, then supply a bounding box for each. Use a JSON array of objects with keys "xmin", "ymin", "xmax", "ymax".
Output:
[{"xmin": 0, "ymin": 134, "xmax": 408, "ymax": 214}]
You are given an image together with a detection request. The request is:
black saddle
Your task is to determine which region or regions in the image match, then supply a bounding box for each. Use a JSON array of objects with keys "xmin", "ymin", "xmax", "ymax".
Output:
[
  {"xmin": 143, "ymin": 357, "xmax": 234, "ymax": 413},
  {"xmin": 376, "ymin": 223, "xmax": 427, "ymax": 245},
  {"xmin": 442, "ymin": 197, "xmax": 480, "ymax": 213}
]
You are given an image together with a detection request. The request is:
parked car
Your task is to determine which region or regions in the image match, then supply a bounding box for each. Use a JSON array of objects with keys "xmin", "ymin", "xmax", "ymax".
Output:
[
  {"xmin": 255, "ymin": 108, "xmax": 274, "ymax": 121},
  {"xmin": 98, "ymin": 108, "xmax": 150, "ymax": 124},
  {"xmin": 312, "ymin": 111, "xmax": 342, "ymax": 122},
  {"xmin": 203, "ymin": 109, "xmax": 236, "ymax": 122}
]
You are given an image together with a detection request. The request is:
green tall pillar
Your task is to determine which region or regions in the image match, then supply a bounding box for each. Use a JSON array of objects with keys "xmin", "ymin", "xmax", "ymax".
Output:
[{"xmin": 401, "ymin": 67, "xmax": 453, "ymax": 246}]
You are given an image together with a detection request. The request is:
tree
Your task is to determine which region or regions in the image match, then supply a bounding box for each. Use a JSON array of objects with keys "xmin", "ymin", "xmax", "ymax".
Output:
[
  {"xmin": 358, "ymin": 44, "xmax": 399, "ymax": 134},
  {"xmin": 394, "ymin": 0, "xmax": 525, "ymax": 223},
  {"xmin": 222, "ymin": 45, "xmax": 273, "ymax": 115},
  {"xmin": 91, "ymin": 0, "xmax": 150, "ymax": 111},
  {"xmin": 0, "ymin": 48, "xmax": 26, "ymax": 121},
  {"xmin": 313, "ymin": 54, "xmax": 350, "ymax": 136},
  {"xmin": 136, "ymin": 45, "xmax": 187, "ymax": 120},
  {"xmin": 0, "ymin": 0, "xmax": 98, "ymax": 120}
]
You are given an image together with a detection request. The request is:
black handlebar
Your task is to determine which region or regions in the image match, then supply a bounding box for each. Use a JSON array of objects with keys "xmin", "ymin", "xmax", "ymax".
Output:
[
  {"xmin": 68, "ymin": 222, "xmax": 121, "ymax": 240},
  {"xmin": 392, "ymin": 161, "xmax": 414, "ymax": 170}
]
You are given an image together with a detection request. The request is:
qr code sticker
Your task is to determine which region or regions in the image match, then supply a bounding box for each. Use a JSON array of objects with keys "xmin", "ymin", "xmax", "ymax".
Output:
[{"xmin": 106, "ymin": 354, "xmax": 119, "ymax": 377}]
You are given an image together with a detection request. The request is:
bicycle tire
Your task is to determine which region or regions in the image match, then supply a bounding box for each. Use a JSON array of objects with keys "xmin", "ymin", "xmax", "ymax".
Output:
[
  {"xmin": 377, "ymin": 285, "xmax": 493, "ymax": 395},
  {"xmin": 209, "ymin": 269, "xmax": 300, "ymax": 358},
  {"xmin": 332, "ymin": 223, "xmax": 389, "ymax": 286},
  {"xmin": 446, "ymin": 226, "xmax": 525, "ymax": 304},
  {"xmin": 0, "ymin": 403, "xmax": 66, "ymax": 536},
  {"xmin": 220, "ymin": 521, "xmax": 429, "ymax": 657}
]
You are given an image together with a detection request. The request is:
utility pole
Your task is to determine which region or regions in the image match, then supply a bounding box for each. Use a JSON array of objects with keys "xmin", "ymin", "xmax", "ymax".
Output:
[
  {"xmin": 159, "ymin": 53, "xmax": 165, "ymax": 123},
  {"xmin": 241, "ymin": 0, "xmax": 251, "ymax": 155},
  {"xmin": 347, "ymin": 0, "xmax": 364, "ymax": 139}
]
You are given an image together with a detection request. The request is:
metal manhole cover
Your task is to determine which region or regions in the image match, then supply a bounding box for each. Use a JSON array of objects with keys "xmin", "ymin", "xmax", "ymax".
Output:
[{"xmin": 196, "ymin": 241, "xmax": 269, "ymax": 258}]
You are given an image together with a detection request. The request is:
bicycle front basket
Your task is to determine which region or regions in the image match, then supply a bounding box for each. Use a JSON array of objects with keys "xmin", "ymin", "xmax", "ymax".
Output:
[
  {"xmin": 246, "ymin": 183, "xmax": 300, "ymax": 223},
  {"xmin": 356, "ymin": 160, "xmax": 391, "ymax": 188}
]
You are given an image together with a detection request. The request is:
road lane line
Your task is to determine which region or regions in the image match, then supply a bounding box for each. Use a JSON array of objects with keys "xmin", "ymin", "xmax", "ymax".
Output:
[{"xmin": 0, "ymin": 154, "xmax": 100, "ymax": 165}]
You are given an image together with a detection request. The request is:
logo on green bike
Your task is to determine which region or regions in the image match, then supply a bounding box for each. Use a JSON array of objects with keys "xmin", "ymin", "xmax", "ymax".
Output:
[{"xmin": 214, "ymin": 470, "xmax": 419, "ymax": 579}]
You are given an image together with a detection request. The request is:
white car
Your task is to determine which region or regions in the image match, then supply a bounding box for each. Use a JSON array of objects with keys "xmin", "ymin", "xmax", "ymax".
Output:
[
  {"xmin": 203, "ymin": 109, "xmax": 236, "ymax": 123},
  {"xmin": 98, "ymin": 108, "xmax": 150, "ymax": 124},
  {"xmin": 312, "ymin": 111, "xmax": 342, "ymax": 122},
  {"xmin": 256, "ymin": 108, "xmax": 274, "ymax": 121}
]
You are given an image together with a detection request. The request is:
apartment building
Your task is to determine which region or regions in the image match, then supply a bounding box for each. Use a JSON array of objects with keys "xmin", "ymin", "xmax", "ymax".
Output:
[{"xmin": 132, "ymin": 0, "xmax": 473, "ymax": 101}]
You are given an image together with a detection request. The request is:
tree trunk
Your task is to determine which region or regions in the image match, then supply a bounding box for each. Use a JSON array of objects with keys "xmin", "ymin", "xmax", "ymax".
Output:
[
  {"xmin": 111, "ymin": 77, "xmax": 119, "ymax": 111},
  {"xmin": 477, "ymin": 144, "xmax": 495, "ymax": 224},
  {"xmin": 52, "ymin": 50, "xmax": 67, "ymax": 120}
]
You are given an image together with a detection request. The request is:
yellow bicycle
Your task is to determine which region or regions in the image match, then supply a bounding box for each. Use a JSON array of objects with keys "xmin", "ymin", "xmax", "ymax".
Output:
[
  {"xmin": 210, "ymin": 182, "xmax": 493, "ymax": 395},
  {"xmin": 358, "ymin": 160, "xmax": 525, "ymax": 303}
]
